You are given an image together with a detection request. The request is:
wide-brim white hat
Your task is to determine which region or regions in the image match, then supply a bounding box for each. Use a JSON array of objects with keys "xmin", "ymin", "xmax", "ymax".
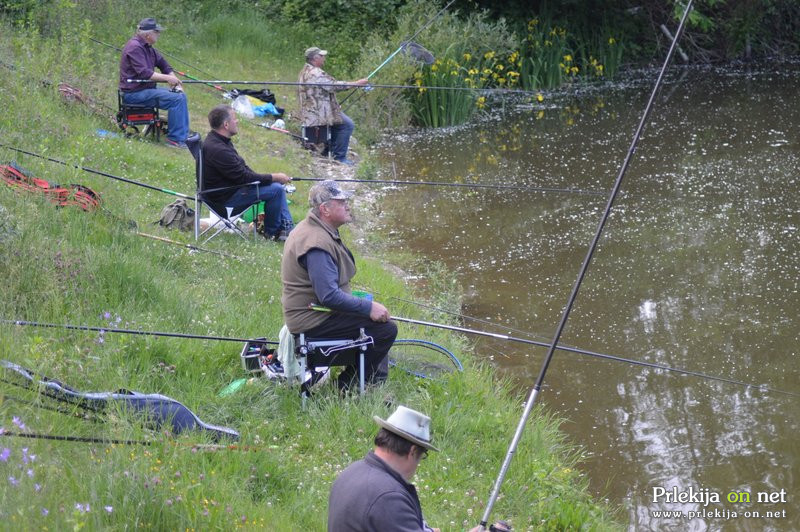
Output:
[{"xmin": 374, "ymin": 405, "xmax": 439, "ymax": 452}]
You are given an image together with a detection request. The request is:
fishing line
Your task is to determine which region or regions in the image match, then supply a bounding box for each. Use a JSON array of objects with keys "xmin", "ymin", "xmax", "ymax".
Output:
[
  {"xmin": 0, "ymin": 319, "xmax": 277, "ymax": 345},
  {"xmin": 291, "ymin": 177, "xmax": 605, "ymax": 196},
  {"xmin": 0, "ymin": 144, "xmax": 195, "ymax": 200},
  {"xmin": 479, "ymin": 2, "xmax": 696, "ymax": 528}
]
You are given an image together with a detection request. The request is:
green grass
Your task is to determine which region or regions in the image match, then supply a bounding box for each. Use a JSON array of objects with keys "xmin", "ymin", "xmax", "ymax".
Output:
[{"xmin": 0, "ymin": 2, "xmax": 619, "ymax": 530}]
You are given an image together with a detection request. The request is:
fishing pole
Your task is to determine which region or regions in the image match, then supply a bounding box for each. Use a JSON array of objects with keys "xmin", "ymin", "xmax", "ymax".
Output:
[
  {"xmin": 307, "ymin": 304, "xmax": 796, "ymax": 398},
  {"xmin": 291, "ymin": 177, "xmax": 605, "ymax": 196},
  {"xmin": 126, "ymin": 78, "xmax": 549, "ymax": 97},
  {"xmin": 1, "ymin": 430, "xmax": 152, "ymax": 446},
  {"xmin": 478, "ymin": 2, "xmax": 696, "ymax": 529},
  {"xmin": 89, "ymin": 36, "xmax": 219, "ymax": 81},
  {"xmin": 340, "ymin": 0, "xmax": 456, "ymax": 108},
  {"xmin": 0, "ymin": 319, "xmax": 277, "ymax": 345},
  {"xmin": 366, "ymin": 290, "xmax": 554, "ymax": 343},
  {"xmin": 135, "ymin": 232, "xmax": 242, "ymax": 259},
  {"xmin": 255, "ymin": 122, "xmax": 308, "ymax": 141},
  {"xmin": 0, "ymin": 144, "xmax": 195, "ymax": 200}
]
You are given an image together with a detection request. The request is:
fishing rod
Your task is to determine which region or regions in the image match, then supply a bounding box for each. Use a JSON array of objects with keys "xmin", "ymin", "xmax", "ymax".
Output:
[
  {"xmin": 0, "ymin": 319, "xmax": 277, "ymax": 345},
  {"xmin": 340, "ymin": 0, "xmax": 456, "ymax": 108},
  {"xmin": 1, "ymin": 430, "xmax": 152, "ymax": 446},
  {"xmin": 126, "ymin": 78, "xmax": 549, "ymax": 97},
  {"xmin": 255, "ymin": 122, "xmax": 308, "ymax": 141},
  {"xmin": 89, "ymin": 36, "xmax": 225, "ymax": 93},
  {"xmin": 0, "ymin": 144, "xmax": 195, "ymax": 201},
  {"xmin": 478, "ymin": 2, "xmax": 696, "ymax": 529},
  {"xmin": 307, "ymin": 305, "xmax": 796, "ymax": 398},
  {"xmin": 135, "ymin": 232, "xmax": 242, "ymax": 259},
  {"xmin": 366, "ymin": 290, "xmax": 553, "ymax": 343},
  {"xmin": 89, "ymin": 36, "xmax": 219, "ymax": 80},
  {"xmin": 291, "ymin": 176, "xmax": 605, "ymax": 196}
]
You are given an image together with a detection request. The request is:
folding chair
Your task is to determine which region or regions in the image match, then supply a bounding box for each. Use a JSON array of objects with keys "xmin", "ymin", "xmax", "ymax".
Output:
[
  {"xmin": 301, "ymin": 125, "xmax": 332, "ymax": 159},
  {"xmin": 116, "ymin": 90, "xmax": 165, "ymax": 140},
  {"xmin": 186, "ymin": 133, "xmax": 261, "ymax": 243},
  {"xmin": 295, "ymin": 328, "xmax": 374, "ymax": 403}
]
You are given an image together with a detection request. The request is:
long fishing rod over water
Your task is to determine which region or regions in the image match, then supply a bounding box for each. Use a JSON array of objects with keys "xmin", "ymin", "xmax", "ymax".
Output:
[
  {"xmin": 292, "ymin": 177, "xmax": 605, "ymax": 196},
  {"xmin": 6, "ymin": 312, "xmax": 795, "ymax": 399},
  {"xmin": 0, "ymin": 144, "xmax": 194, "ymax": 200},
  {"xmin": 307, "ymin": 305, "xmax": 796, "ymax": 398},
  {"xmin": 478, "ymin": 2, "xmax": 696, "ymax": 529},
  {"xmin": 126, "ymin": 78, "xmax": 552, "ymax": 97}
]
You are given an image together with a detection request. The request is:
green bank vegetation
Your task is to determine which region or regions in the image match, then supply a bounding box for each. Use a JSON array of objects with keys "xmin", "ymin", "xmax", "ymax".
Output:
[{"xmin": 1, "ymin": 0, "xmax": 619, "ymax": 529}]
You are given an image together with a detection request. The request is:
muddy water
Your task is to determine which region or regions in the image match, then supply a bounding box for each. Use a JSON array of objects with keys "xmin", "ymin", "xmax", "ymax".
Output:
[{"xmin": 373, "ymin": 65, "xmax": 799, "ymax": 530}]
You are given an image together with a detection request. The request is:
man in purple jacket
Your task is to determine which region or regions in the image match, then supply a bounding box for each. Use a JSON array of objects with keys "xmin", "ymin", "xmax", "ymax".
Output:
[{"xmin": 118, "ymin": 18, "xmax": 190, "ymax": 149}]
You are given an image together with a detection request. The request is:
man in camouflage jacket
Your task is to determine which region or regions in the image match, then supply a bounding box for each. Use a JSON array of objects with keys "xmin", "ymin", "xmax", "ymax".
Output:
[{"xmin": 297, "ymin": 47, "xmax": 368, "ymax": 165}]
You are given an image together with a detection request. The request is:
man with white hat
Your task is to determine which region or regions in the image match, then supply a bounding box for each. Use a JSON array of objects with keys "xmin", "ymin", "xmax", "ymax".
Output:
[
  {"xmin": 281, "ymin": 180, "xmax": 397, "ymax": 390},
  {"xmin": 118, "ymin": 17, "xmax": 190, "ymax": 149},
  {"xmin": 297, "ymin": 47, "xmax": 368, "ymax": 165},
  {"xmin": 327, "ymin": 405, "xmax": 441, "ymax": 531}
]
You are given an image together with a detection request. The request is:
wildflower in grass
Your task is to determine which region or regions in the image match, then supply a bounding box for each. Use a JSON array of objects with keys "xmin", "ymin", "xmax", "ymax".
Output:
[
  {"xmin": 8, "ymin": 475, "xmax": 19, "ymax": 486},
  {"xmin": 166, "ymin": 499, "xmax": 173, "ymax": 506},
  {"xmin": 104, "ymin": 506, "xmax": 113, "ymax": 513},
  {"xmin": 476, "ymin": 96, "xmax": 486, "ymax": 109},
  {"xmin": 0, "ymin": 448, "xmax": 10, "ymax": 462},
  {"xmin": 609, "ymin": 37, "xmax": 616, "ymax": 45},
  {"xmin": 75, "ymin": 503, "xmax": 90, "ymax": 513},
  {"xmin": 41, "ymin": 508, "xmax": 49, "ymax": 516},
  {"xmin": 463, "ymin": 53, "xmax": 471, "ymax": 61},
  {"xmin": 27, "ymin": 469, "xmax": 34, "ymax": 478},
  {"xmin": 22, "ymin": 447, "xmax": 35, "ymax": 463},
  {"xmin": 12, "ymin": 416, "xmax": 25, "ymax": 430},
  {"xmin": 563, "ymin": 54, "xmax": 572, "ymax": 63},
  {"xmin": 103, "ymin": 311, "xmax": 111, "ymax": 320},
  {"xmin": 484, "ymin": 51, "xmax": 495, "ymax": 60},
  {"xmin": 35, "ymin": 483, "xmax": 41, "ymax": 492}
]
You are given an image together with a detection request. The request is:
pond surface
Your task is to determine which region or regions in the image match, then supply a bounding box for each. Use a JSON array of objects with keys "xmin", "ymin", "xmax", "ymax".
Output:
[{"xmin": 373, "ymin": 65, "xmax": 799, "ymax": 530}]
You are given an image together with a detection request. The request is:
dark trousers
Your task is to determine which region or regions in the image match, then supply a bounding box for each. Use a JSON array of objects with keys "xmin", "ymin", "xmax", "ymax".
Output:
[{"xmin": 303, "ymin": 315, "xmax": 397, "ymax": 389}]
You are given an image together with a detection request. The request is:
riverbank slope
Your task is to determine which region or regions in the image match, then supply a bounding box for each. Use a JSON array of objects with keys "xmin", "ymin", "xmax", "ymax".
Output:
[{"xmin": 0, "ymin": 3, "xmax": 618, "ymax": 530}]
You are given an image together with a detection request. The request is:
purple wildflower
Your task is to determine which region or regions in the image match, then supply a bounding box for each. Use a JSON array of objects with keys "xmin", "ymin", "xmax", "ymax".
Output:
[
  {"xmin": 8, "ymin": 475, "xmax": 19, "ymax": 486},
  {"xmin": 103, "ymin": 311, "xmax": 111, "ymax": 320},
  {"xmin": 41, "ymin": 508, "xmax": 49, "ymax": 516},
  {"xmin": 75, "ymin": 502, "xmax": 90, "ymax": 513},
  {"xmin": 27, "ymin": 469, "xmax": 34, "ymax": 478},
  {"xmin": 12, "ymin": 416, "xmax": 25, "ymax": 430},
  {"xmin": 165, "ymin": 499, "xmax": 173, "ymax": 506},
  {"xmin": 0, "ymin": 448, "xmax": 10, "ymax": 462},
  {"xmin": 104, "ymin": 506, "xmax": 113, "ymax": 513},
  {"xmin": 35, "ymin": 483, "xmax": 42, "ymax": 492}
]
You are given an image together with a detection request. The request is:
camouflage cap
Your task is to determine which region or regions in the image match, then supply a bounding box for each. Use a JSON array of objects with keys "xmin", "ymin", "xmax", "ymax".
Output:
[
  {"xmin": 309, "ymin": 180, "xmax": 353, "ymax": 207},
  {"xmin": 304, "ymin": 47, "xmax": 328, "ymax": 59}
]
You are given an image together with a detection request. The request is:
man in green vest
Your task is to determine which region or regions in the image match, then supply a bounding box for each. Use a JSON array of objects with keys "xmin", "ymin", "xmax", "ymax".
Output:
[{"xmin": 281, "ymin": 180, "xmax": 397, "ymax": 389}]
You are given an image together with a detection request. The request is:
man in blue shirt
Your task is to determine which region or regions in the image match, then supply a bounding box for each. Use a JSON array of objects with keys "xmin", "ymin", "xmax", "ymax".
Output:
[{"xmin": 119, "ymin": 18, "xmax": 190, "ymax": 148}]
